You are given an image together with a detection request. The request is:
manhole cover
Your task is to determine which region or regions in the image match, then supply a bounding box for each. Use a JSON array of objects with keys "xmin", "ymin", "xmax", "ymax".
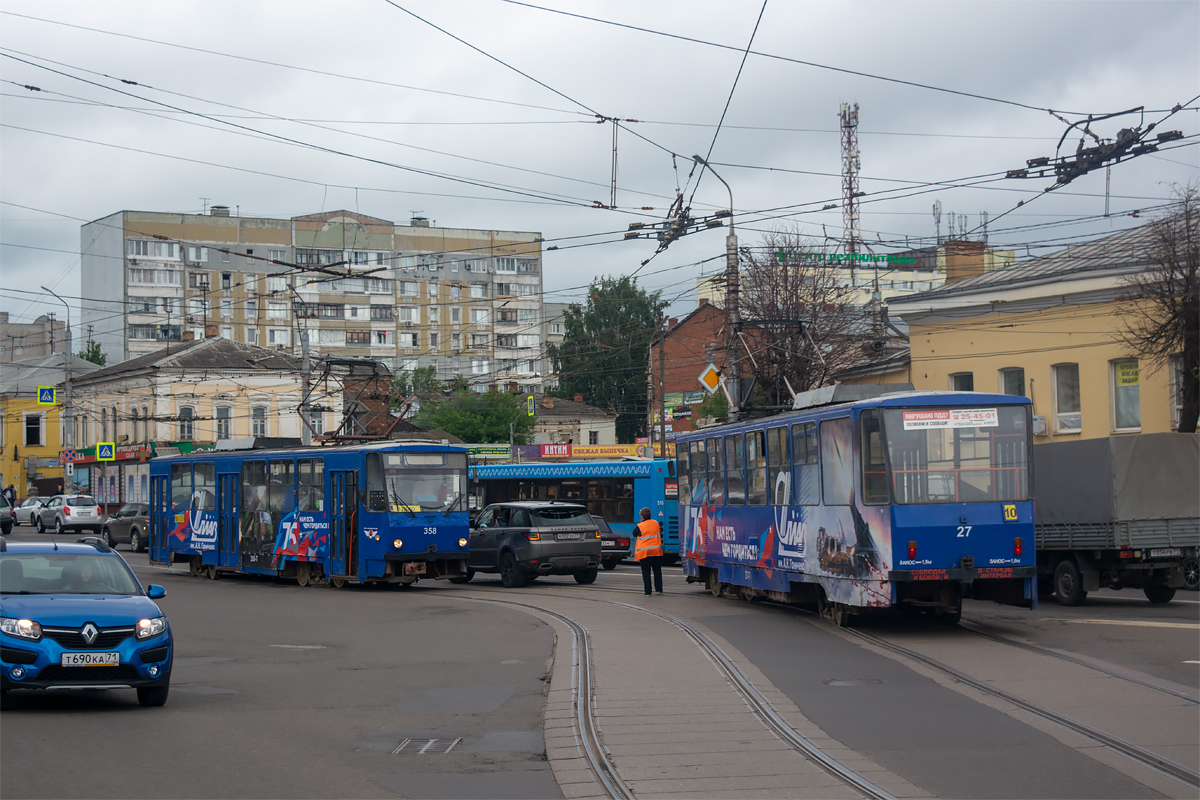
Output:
[
  {"xmin": 821, "ymin": 678, "xmax": 885, "ymax": 687},
  {"xmin": 392, "ymin": 737, "xmax": 462, "ymax": 755}
]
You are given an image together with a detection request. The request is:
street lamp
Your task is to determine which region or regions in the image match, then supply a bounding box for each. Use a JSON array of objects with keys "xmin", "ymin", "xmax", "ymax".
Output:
[
  {"xmin": 41, "ymin": 286, "xmax": 73, "ymax": 492},
  {"xmin": 691, "ymin": 156, "xmax": 742, "ymax": 422}
]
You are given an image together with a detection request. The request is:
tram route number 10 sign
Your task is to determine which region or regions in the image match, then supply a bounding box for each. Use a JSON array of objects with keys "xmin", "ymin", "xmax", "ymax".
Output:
[{"xmin": 901, "ymin": 408, "xmax": 998, "ymax": 430}]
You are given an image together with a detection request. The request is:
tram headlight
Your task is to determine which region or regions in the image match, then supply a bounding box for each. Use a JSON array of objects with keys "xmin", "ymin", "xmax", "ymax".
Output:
[
  {"xmin": 457, "ymin": 537, "xmax": 468, "ymax": 549},
  {"xmin": 392, "ymin": 538, "xmax": 403, "ymax": 549}
]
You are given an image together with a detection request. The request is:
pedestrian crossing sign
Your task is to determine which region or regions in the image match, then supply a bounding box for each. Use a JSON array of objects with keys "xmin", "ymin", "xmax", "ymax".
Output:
[
  {"xmin": 97, "ymin": 443, "xmax": 116, "ymax": 461},
  {"xmin": 37, "ymin": 386, "xmax": 56, "ymax": 405},
  {"xmin": 527, "ymin": 395, "xmax": 535, "ymax": 416}
]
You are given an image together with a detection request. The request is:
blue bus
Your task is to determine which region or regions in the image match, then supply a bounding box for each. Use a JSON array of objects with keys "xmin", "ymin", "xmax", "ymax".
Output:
[
  {"xmin": 469, "ymin": 460, "xmax": 680, "ymax": 561},
  {"xmin": 675, "ymin": 389, "xmax": 1036, "ymax": 624},
  {"xmin": 149, "ymin": 441, "xmax": 470, "ymax": 587}
]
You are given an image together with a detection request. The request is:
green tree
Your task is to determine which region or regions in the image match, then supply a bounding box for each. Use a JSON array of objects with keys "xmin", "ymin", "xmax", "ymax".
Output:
[
  {"xmin": 415, "ymin": 390, "xmax": 534, "ymax": 444},
  {"xmin": 77, "ymin": 340, "xmax": 107, "ymax": 366},
  {"xmin": 549, "ymin": 275, "xmax": 666, "ymax": 442},
  {"xmin": 693, "ymin": 390, "xmax": 729, "ymax": 427},
  {"xmin": 390, "ymin": 364, "xmax": 439, "ymax": 396}
]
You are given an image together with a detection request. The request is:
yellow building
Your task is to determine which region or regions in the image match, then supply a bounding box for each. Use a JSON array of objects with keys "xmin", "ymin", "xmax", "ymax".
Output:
[
  {"xmin": 867, "ymin": 218, "xmax": 1190, "ymax": 442},
  {"xmin": 0, "ymin": 354, "xmax": 101, "ymax": 497}
]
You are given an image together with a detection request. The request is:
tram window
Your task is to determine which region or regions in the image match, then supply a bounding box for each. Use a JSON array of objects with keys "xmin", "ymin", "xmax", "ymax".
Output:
[
  {"xmin": 766, "ymin": 427, "xmax": 789, "ymax": 505},
  {"xmin": 706, "ymin": 437, "xmax": 724, "ymax": 504},
  {"xmin": 745, "ymin": 431, "xmax": 768, "ymax": 506},
  {"xmin": 687, "ymin": 441, "xmax": 706, "ymax": 504},
  {"xmin": 860, "ymin": 410, "xmax": 889, "ymax": 504},
  {"xmin": 676, "ymin": 449, "xmax": 689, "ymax": 505},
  {"xmin": 820, "ymin": 418, "xmax": 853, "ymax": 506},
  {"xmin": 193, "ymin": 463, "xmax": 216, "ymax": 511},
  {"xmin": 170, "ymin": 463, "xmax": 191, "ymax": 508},
  {"xmin": 269, "ymin": 460, "xmax": 296, "ymax": 531},
  {"xmin": 364, "ymin": 453, "xmax": 387, "ymax": 511},
  {"xmin": 724, "ymin": 433, "xmax": 744, "ymax": 506},
  {"xmin": 241, "ymin": 461, "xmax": 269, "ymax": 549},
  {"xmin": 791, "ymin": 422, "xmax": 819, "ymax": 506},
  {"xmin": 298, "ymin": 458, "xmax": 325, "ymax": 512}
]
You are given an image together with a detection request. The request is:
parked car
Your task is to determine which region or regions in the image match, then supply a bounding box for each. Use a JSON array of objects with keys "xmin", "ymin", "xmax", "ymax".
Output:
[
  {"xmin": 102, "ymin": 503, "xmax": 150, "ymax": 552},
  {"xmin": 593, "ymin": 514, "xmax": 629, "ymax": 571},
  {"xmin": 35, "ymin": 496, "xmax": 103, "ymax": 536},
  {"xmin": 13, "ymin": 498, "xmax": 49, "ymax": 528},
  {"xmin": 0, "ymin": 537, "xmax": 173, "ymax": 707},
  {"xmin": 455, "ymin": 501, "xmax": 602, "ymax": 588},
  {"xmin": 0, "ymin": 496, "xmax": 11, "ymax": 536}
]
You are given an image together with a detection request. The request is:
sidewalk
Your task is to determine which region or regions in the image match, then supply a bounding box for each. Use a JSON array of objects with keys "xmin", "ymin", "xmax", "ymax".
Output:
[{"xmin": 535, "ymin": 593, "xmax": 929, "ymax": 800}]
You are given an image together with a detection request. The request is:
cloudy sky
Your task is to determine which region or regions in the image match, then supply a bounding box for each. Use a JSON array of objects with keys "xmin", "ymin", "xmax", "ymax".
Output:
[{"xmin": 1, "ymin": 0, "xmax": 1197, "ymax": 335}]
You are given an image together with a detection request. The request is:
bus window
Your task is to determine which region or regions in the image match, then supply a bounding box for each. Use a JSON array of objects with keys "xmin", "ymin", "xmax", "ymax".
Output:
[
  {"xmin": 170, "ymin": 463, "xmax": 191, "ymax": 509},
  {"xmin": 745, "ymin": 430, "xmax": 767, "ymax": 506},
  {"xmin": 194, "ymin": 463, "xmax": 216, "ymax": 510},
  {"xmin": 859, "ymin": 410, "xmax": 889, "ymax": 504},
  {"xmin": 706, "ymin": 437, "xmax": 724, "ymax": 504},
  {"xmin": 614, "ymin": 480, "xmax": 634, "ymax": 523},
  {"xmin": 586, "ymin": 478, "xmax": 614, "ymax": 520},
  {"xmin": 792, "ymin": 422, "xmax": 819, "ymax": 506},
  {"xmin": 298, "ymin": 458, "xmax": 325, "ymax": 512},
  {"xmin": 724, "ymin": 433, "xmax": 744, "ymax": 506},
  {"xmin": 269, "ymin": 460, "xmax": 296, "ymax": 534},
  {"xmin": 676, "ymin": 448, "xmax": 689, "ymax": 505},
  {"xmin": 820, "ymin": 418, "xmax": 853, "ymax": 506},
  {"xmin": 688, "ymin": 441, "xmax": 707, "ymax": 505},
  {"xmin": 240, "ymin": 460, "xmax": 269, "ymax": 552},
  {"xmin": 766, "ymin": 427, "xmax": 789, "ymax": 505}
]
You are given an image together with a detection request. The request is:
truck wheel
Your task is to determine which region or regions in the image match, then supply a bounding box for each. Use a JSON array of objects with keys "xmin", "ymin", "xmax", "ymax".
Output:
[
  {"xmin": 1054, "ymin": 559, "xmax": 1087, "ymax": 606},
  {"xmin": 1182, "ymin": 557, "xmax": 1199, "ymax": 591},
  {"xmin": 1143, "ymin": 585, "xmax": 1176, "ymax": 604}
]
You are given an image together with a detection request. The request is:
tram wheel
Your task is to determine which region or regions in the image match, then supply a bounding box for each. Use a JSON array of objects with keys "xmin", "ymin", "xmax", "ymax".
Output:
[
  {"xmin": 331, "ymin": 578, "xmax": 348, "ymax": 589},
  {"xmin": 296, "ymin": 564, "xmax": 310, "ymax": 587},
  {"xmin": 707, "ymin": 572, "xmax": 724, "ymax": 598},
  {"xmin": 818, "ymin": 597, "xmax": 851, "ymax": 627},
  {"xmin": 206, "ymin": 565, "xmax": 221, "ymax": 580},
  {"xmin": 188, "ymin": 559, "xmax": 203, "ymax": 578}
]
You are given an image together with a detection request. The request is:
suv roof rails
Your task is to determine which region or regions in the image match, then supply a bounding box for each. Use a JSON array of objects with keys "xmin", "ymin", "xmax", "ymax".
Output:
[{"xmin": 76, "ymin": 536, "xmax": 112, "ymax": 553}]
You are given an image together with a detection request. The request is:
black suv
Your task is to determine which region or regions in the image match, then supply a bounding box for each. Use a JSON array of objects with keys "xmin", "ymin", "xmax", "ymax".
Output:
[{"xmin": 457, "ymin": 501, "xmax": 602, "ymax": 588}]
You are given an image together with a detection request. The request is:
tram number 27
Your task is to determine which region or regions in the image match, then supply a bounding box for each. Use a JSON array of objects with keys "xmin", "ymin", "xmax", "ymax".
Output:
[{"xmin": 956, "ymin": 525, "xmax": 972, "ymax": 538}]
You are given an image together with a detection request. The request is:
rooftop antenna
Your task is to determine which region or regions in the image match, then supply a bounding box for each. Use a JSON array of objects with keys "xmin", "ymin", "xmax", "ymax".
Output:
[
  {"xmin": 932, "ymin": 200, "xmax": 942, "ymax": 245},
  {"xmin": 840, "ymin": 102, "xmax": 861, "ymax": 286}
]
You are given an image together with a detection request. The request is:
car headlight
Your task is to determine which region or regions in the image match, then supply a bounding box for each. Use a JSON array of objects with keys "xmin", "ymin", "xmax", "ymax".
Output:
[
  {"xmin": 1, "ymin": 617, "xmax": 43, "ymax": 641},
  {"xmin": 392, "ymin": 538, "xmax": 403, "ymax": 549},
  {"xmin": 457, "ymin": 537, "xmax": 468, "ymax": 548},
  {"xmin": 136, "ymin": 617, "xmax": 167, "ymax": 640}
]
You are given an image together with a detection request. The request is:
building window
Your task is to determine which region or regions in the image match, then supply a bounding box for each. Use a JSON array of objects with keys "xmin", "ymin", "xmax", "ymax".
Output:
[
  {"xmin": 369, "ymin": 278, "xmax": 393, "ymax": 293},
  {"xmin": 496, "ymin": 334, "xmax": 516, "ymax": 348},
  {"xmin": 451, "ymin": 307, "xmax": 461, "ymax": 324},
  {"xmin": 429, "ymin": 332, "xmax": 439, "ymax": 349},
  {"xmin": 216, "ymin": 407, "xmax": 232, "ymax": 440},
  {"xmin": 1052, "ymin": 363, "xmax": 1081, "ymax": 433},
  {"xmin": 469, "ymin": 283, "xmax": 488, "ymax": 299},
  {"xmin": 310, "ymin": 413, "xmax": 324, "ymax": 436},
  {"xmin": 399, "ymin": 281, "xmax": 418, "ymax": 296},
  {"xmin": 589, "ymin": 430, "xmax": 599, "ymax": 445},
  {"xmin": 221, "ymin": 298, "xmax": 233, "ymax": 318},
  {"xmin": 1111, "ymin": 359, "xmax": 1140, "ymax": 431},
  {"xmin": 370, "ymin": 306, "xmax": 394, "ymax": 321},
  {"xmin": 245, "ymin": 300, "xmax": 257, "ymax": 320},
  {"xmin": 268, "ymin": 328, "xmax": 289, "ymax": 346},
  {"xmin": 428, "ymin": 306, "xmax": 440, "ymax": 324},
  {"xmin": 347, "ymin": 330, "xmax": 371, "ymax": 345},
  {"xmin": 950, "ymin": 373, "xmax": 974, "ymax": 392},
  {"xmin": 472, "ymin": 359, "xmax": 489, "ymax": 375},
  {"xmin": 450, "ymin": 284, "xmax": 461, "ymax": 301},
  {"xmin": 550, "ymin": 322, "xmax": 564, "ymax": 335},
  {"xmin": 398, "ymin": 332, "xmax": 418, "ymax": 348},
  {"xmin": 266, "ymin": 276, "xmax": 287, "ymax": 294},
  {"xmin": 268, "ymin": 249, "xmax": 286, "ymax": 262},
  {"xmin": 24, "ymin": 413, "xmax": 43, "ymax": 447},
  {"xmin": 221, "ymin": 272, "xmax": 232, "ymax": 290},
  {"xmin": 1000, "ymin": 367, "xmax": 1025, "ymax": 397},
  {"xmin": 79, "ymin": 415, "xmax": 88, "ymax": 446},
  {"xmin": 179, "ymin": 407, "xmax": 194, "ymax": 442},
  {"xmin": 187, "ymin": 246, "xmax": 208, "ymax": 262},
  {"xmin": 470, "ymin": 308, "xmax": 490, "ymax": 325},
  {"xmin": 496, "ymin": 257, "xmax": 516, "ymax": 273},
  {"xmin": 246, "ymin": 327, "xmax": 258, "ymax": 345},
  {"xmin": 252, "ymin": 406, "xmax": 267, "ymax": 437},
  {"xmin": 267, "ymin": 301, "xmax": 288, "ymax": 319},
  {"xmin": 517, "ymin": 259, "xmax": 538, "ymax": 274},
  {"xmin": 471, "ymin": 333, "xmax": 489, "ymax": 348}
]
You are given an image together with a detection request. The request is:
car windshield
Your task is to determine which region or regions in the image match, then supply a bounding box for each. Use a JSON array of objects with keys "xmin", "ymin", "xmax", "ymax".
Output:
[
  {"xmin": 0, "ymin": 553, "xmax": 142, "ymax": 595},
  {"xmin": 66, "ymin": 496, "xmax": 98, "ymax": 507},
  {"xmin": 532, "ymin": 507, "xmax": 592, "ymax": 526}
]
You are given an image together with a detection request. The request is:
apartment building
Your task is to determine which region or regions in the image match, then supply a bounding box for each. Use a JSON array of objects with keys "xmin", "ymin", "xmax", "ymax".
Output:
[
  {"xmin": 0, "ymin": 313, "xmax": 67, "ymax": 364},
  {"xmin": 80, "ymin": 209, "xmax": 547, "ymax": 392}
]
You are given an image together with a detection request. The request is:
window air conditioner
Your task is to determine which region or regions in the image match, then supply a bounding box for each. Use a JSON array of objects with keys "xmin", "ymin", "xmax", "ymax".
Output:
[{"xmin": 405, "ymin": 321, "xmax": 413, "ymax": 328}]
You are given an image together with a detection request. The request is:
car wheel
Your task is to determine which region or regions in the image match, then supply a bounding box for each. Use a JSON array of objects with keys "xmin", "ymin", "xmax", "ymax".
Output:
[
  {"xmin": 102, "ymin": 527, "xmax": 114, "ymax": 548},
  {"xmin": 1, "ymin": 522, "xmax": 10, "ymax": 536},
  {"xmin": 1143, "ymin": 585, "xmax": 1176, "ymax": 604},
  {"xmin": 601, "ymin": 558, "xmax": 617, "ymax": 570},
  {"xmin": 129, "ymin": 530, "xmax": 142, "ymax": 553},
  {"xmin": 1182, "ymin": 556, "xmax": 1199, "ymax": 591},
  {"xmin": 499, "ymin": 552, "xmax": 526, "ymax": 588},
  {"xmin": 574, "ymin": 567, "xmax": 598, "ymax": 585},
  {"xmin": 137, "ymin": 684, "xmax": 169, "ymax": 707},
  {"xmin": 1054, "ymin": 559, "xmax": 1087, "ymax": 606},
  {"xmin": 36, "ymin": 516, "xmax": 45, "ymax": 533},
  {"xmin": 449, "ymin": 568, "xmax": 475, "ymax": 584},
  {"xmin": 55, "ymin": 518, "xmax": 64, "ymax": 535}
]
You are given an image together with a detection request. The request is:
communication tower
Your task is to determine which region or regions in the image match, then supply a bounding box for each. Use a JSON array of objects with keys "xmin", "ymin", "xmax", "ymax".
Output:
[{"xmin": 840, "ymin": 102, "xmax": 861, "ymax": 284}]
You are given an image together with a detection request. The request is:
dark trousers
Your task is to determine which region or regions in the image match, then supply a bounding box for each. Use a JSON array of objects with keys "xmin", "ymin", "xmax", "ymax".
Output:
[{"xmin": 639, "ymin": 556, "xmax": 664, "ymax": 595}]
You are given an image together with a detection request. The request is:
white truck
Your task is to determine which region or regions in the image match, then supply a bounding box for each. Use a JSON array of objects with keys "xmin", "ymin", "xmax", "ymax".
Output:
[{"xmin": 1033, "ymin": 433, "xmax": 1199, "ymax": 605}]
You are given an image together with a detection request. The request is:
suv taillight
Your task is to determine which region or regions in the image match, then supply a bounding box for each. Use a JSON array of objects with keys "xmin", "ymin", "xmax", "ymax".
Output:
[{"xmin": 524, "ymin": 531, "xmax": 540, "ymax": 541}]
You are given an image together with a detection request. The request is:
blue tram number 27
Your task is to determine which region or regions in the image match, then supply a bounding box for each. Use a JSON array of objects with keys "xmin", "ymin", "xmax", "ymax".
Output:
[{"xmin": 956, "ymin": 525, "xmax": 972, "ymax": 538}]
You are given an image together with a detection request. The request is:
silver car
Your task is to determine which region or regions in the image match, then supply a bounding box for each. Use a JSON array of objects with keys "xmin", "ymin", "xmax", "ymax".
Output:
[
  {"xmin": 0, "ymin": 494, "xmax": 11, "ymax": 536},
  {"xmin": 12, "ymin": 497, "xmax": 48, "ymax": 527},
  {"xmin": 35, "ymin": 494, "xmax": 103, "ymax": 535}
]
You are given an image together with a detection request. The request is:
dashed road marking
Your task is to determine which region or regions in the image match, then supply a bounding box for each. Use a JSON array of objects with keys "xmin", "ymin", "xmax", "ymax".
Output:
[{"xmin": 1041, "ymin": 619, "xmax": 1199, "ymax": 630}]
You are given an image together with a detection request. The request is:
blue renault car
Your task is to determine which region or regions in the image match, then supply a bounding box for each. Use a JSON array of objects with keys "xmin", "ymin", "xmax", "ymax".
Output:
[{"xmin": 0, "ymin": 537, "xmax": 172, "ymax": 707}]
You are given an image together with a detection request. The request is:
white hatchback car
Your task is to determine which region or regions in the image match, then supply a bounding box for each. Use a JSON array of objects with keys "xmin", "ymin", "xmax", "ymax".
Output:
[
  {"xmin": 35, "ymin": 495, "xmax": 103, "ymax": 535},
  {"xmin": 13, "ymin": 497, "xmax": 48, "ymax": 527}
]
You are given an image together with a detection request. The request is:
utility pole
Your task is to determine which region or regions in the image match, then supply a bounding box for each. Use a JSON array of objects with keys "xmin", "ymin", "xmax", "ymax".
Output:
[
  {"xmin": 658, "ymin": 313, "xmax": 667, "ymax": 458},
  {"xmin": 299, "ymin": 325, "xmax": 312, "ymax": 446},
  {"xmin": 692, "ymin": 155, "xmax": 741, "ymax": 422},
  {"xmin": 42, "ymin": 287, "xmax": 73, "ymax": 493}
]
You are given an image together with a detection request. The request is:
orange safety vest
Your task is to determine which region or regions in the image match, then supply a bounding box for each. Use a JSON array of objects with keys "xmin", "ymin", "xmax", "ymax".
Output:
[{"xmin": 633, "ymin": 518, "xmax": 663, "ymax": 560}]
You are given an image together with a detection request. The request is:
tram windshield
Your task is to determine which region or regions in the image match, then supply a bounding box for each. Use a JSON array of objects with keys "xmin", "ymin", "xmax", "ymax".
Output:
[
  {"xmin": 863, "ymin": 406, "xmax": 1030, "ymax": 505},
  {"xmin": 379, "ymin": 452, "xmax": 468, "ymax": 513}
]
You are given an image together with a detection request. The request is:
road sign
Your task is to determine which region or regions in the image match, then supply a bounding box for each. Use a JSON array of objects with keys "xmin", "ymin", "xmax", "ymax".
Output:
[
  {"xmin": 527, "ymin": 395, "xmax": 535, "ymax": 416},
  {"xmin": 64, "ymin": 449, "xmax": 77, "ymax": 463},
  {"xmin": 698, "ymin": 365, "xmax": 722, "ymax": 394},
  {"xmin": 97, "ymin": 443, "xmax": 116, "ymax": 461},
  {"xmin": 65, "ymin": 463, "xmax": 74, "ymax": 477},
  {"xmin": 37, "ymin": 386, "xmax": 56, "ymax": 405}
]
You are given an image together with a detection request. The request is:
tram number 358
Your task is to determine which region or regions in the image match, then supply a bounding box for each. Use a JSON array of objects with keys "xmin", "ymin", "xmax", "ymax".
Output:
[
  {"xmin": 424, "ymin": 527, "xmax": 438, "ymax": 536},
  {"xmin": 956, "ymin": 525, "xmax": 972, "ymax": 538}
]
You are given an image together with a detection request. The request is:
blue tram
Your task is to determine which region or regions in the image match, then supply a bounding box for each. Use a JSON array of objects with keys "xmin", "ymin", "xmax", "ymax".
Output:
[
  {"xmin": 149, "ymin": 441, "xmax": 469, "ymax": 586},
  {"xmin": 674, "ymin": 388, "xmax": 1036, "ymax": 623}
]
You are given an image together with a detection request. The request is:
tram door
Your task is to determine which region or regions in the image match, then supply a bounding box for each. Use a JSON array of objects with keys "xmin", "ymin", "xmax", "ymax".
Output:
[
  {"xmin": 150, "ymin": 474, "xmax": 171, "ymax": 564},
  {"xmin": 217, "ymin": 473, "xmax": 239, "ymax": 569},
  {"xmin": 330, "ymin": 471, "xmax": 358, "ymax": 579}
]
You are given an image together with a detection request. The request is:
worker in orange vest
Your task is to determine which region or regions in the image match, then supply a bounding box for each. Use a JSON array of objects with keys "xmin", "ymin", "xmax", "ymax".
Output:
[{"xmin": 633, "ymin": 506, "xmax": 664, "ymax": 596}]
